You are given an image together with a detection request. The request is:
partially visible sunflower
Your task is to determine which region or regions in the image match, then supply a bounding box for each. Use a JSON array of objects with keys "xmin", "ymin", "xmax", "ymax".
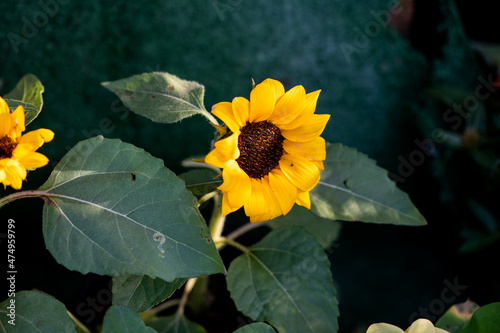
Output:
[
  {"xmin": 366, "ymin": 318, "xmax": 450, "ymax": 333},
  {"xmin": 0, "ymin": 97, "xmax": 54, "ymax": 190},
  {"xmin": 205, "ymin": 78, "xmax": 330, "ymax": 223}
]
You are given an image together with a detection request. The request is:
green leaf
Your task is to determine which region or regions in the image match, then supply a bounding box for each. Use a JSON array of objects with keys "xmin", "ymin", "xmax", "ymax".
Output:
[
  {"xmin": 147, "ymin": 315, "xmax": 207, "ymax": 333},
  {"xmin": 102, "ymin": 305, "xmax": 157, "ymax": 333},
  {"xmin": 233, "ymin": 323, "xmax": 276, "ymax": 333},
  {"xmin": 226, "ymin": 226, "xmax": 339, "ymax": 333},
  {"xmin": 101, "ymin": 72, "xmax": 216, "ymax": 124},
  {"xmin": 310, "ymin": 143, "xmax": 427, "ymax": 225},
  {"xmin": 0, "ymin": 291, "xmax": 76, "ymax": 332},
  {"xmin": 179, "ymin": 169, "xmax": 222, "ymax": 196},
  {"xmin": 39, "ymin": 136, "xmax": 225, "ymax": 281},
  {"xmin": 112, "ymin": 275, "xmax": 187, "ymax": 313},
  {"xmin": 270, "ymin": 206, "xmax": 342, "ymax": 249},
  {"xmin": 3, "ymin": 73, "xmax": 44, "ymax": 125},
  {"xmin": 457, "ymin": 302, "xmax": 500, "ymax": 333}
]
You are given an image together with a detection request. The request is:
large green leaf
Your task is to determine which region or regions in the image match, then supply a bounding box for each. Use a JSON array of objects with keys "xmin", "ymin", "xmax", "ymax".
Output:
[
  {"xmin": 3, "ymin": 74, "xmax": 44, "ymax": 125},
  {"xmin": 457, "ymin": 302, "xmax": 500, "ymax": 333},
  {"xmin": 101, "ymin": 72, "xmax": 216, "ymax": 124},
  {"xmin": 112, "ymin": 275, "xmax": 187, "ymax": 313},
  {"xmin": 270, "ymin": 205, "xmax": 342, "ymax": 249},
  {"xmin": 178, "ymin": 169, "xmax": 222, "ymax": 196},
  {"xmin": 39, "ymin": 136, "xmax": 225, "ymax": 281},
  {"xmin": 0, "ymin": 291, "xmax": 76, "ymax": 333},
  {"xmin": 226, "ymin": 226, "xmax": 339, "ymax": 333},
  {"xmin": 233, "ymin": 323, "xmax": 276, "ymax": 333},
  {"xmin": 147, "ymin": 315, "xmax": 207, "ymax": 333},
  {"xmin": 102, "ymin": 306, "xmax": 157, "ymax": 333},
  {"xmin": 310, "ymin": 143, "xmax": 427, "ymax": 225}
]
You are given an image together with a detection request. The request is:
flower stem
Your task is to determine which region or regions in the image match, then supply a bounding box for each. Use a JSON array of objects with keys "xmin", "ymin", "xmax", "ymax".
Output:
[
  {"xmin": 144, "ymin": 298, "xmax": 181, "ymax": 318},
  {"xmin": 217, "ymin": 221, "xmax": 267, "ymax": 251},
  {"xmin": 218, "ymin": 237, "xmax": 250, "ymax": 254},
  {"xmin": 0, "ymin": 190, "xmax": 48, "ymax": 209},
  {"xmin": 176, "ymin": 277, "xmax": 197, "ymax": 318},
  {"xmin": 209, "ymin": 193, "xmax": 225, "ymax": 245},
  {"xmin": 198, "ymin": 191, "xmax": 217, "ymax": 207},
  {"xmin": 67, "ymin": 310, "xmax": 91, "ymax": 333}
]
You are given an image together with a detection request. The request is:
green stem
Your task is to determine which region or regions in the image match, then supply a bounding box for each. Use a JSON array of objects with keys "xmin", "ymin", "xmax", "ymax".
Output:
[
  {"xmin": 200, "ymin": 108, "xmax": 220, "ymax": 126},
  {"xmin": 197, "ymin": 191, "xmax": 217, "ymax": 207},
  {"xmin": 176, "ymin": 278, "xmax": 197, "ymax": 318},
  {"xmin": 144, "ymin": 298, "xmax": 181, "ymax": 318},
  {"xmin": 0, "ymin": 190, "xmax": 48, "ymax": 209},
  {"xmin": 67, "ymin": 310, "xmax": 91, "ymax": 333},
  {"xmin": 217, "ymin": 221, "xmax": 267, "ymax": 251},
  {"xmin": 209, "ymin": 193, "xmax": 225, "ymax": 245},
  {"xmin": 218, "ymin": 237, "xmax": 250, "ymax": 254}
]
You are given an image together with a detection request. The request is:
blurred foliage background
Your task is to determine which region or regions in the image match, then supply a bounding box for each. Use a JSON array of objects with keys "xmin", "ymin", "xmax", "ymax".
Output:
[{"xmin": 1, "ymin": 0, "xmax": 499, "ymax": 332}]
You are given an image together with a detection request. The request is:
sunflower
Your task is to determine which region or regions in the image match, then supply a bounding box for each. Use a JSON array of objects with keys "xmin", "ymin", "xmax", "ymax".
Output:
[
  {"xmin": 0, "ymin": 97, "xmax": 54, "ymax": 190},
  {"xmin": 205, "ymin": 78, "xmax": 330, "ymax": 223}
]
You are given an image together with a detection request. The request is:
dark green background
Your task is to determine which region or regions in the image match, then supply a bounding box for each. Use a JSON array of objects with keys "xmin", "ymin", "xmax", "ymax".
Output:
[{"xmin": 1, "ymin": 0, "xmax": 499, "ymax": 332}]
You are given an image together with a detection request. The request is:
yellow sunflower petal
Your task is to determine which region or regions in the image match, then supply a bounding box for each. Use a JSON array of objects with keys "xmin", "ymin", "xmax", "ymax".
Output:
[
  {"xmin": 232, "ymin": 97, "xmax": 250, "ymax": 127},
  {"xmin": 279, "ymin": 154, "xmax": 320, "ymax": 192},
  {"xmin": 205, "ymin": 148, "xmax": 228, "ymax": 169},
  {"xmin": 283, "ymin": 137, "xmax": 326, "ymax": 161},
  {"xmin": 218, "ymin": 160, "xmax": 252, "ymax": 212},
  {"xmin": 16, "ymin": 151, "xmax": 49, "ymax": 169},
  {"xmin": 11, "ymin": 105, "xmax": 25, "ymax": 134},
  {"xmin": 295, "ymin": 190, "xmax": 311, "ymax": 209},
  {"xmin": 212, "ymin": 102, "xmax": 240, "ymax": 133},
  {"xmin": 222, "ymin": 191, "xmax": 241, "ymax": 216},
  {"xmin": 261, "ymin": 78, "xmax": 285, "ymax": 101},
  {"xmin": 18, "ymin": 129, "xmax": 55, "ymax": 148},
  {"xmin": 249, "ymin": 80, "xmax": 279, "ymax": 122},
  {"xmin": 0, "ymin": 97, "xmax": 12, "ymax": 137},
  {"xmin": 244, "ymin": 178, "xmax": 282, "ymax": 223},
  {"xmin": 270, "ymin": 85, "xmax": 306, "ymax": 125},
  {"xmin": 2, "ymin": 159, "xmax": 27, "ymax": 190},
  {"xmin": 278, "ymin": 90, "xmax": 321, "ymax": 131},
  {"xmin": 366, "ymin": 323, "xmax": 404, "ymax": 333},
  {"xmin": 268, "ymin": 169, "xmax": 297, "ymax": 216},
  {"xmin": 407, "ymin": 319, "xmax": 446, "ymax": 333},
  {"xmin": 205, "ymin": 132, "xmax": 240, "ymax": 168},
  {"xmin": 312, "ymin": 160, "xmax": 324, "ymax": 171},
  {"xmin": 281, "ymin": 114, "xmax": 330, "ymax": 142}
]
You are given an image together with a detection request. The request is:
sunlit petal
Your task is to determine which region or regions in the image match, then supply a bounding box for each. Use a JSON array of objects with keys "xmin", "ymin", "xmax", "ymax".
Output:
[
  {"xmin": 295, "ymin": 190, "xmax": 311, "ymax": 209},
  {"xmin": 269, "ymin": 169, "xmax": 297, "ymax": 215},
  {"xmin": 232, "ymin": 97, "xmax": 250, "ymax": 127},
  {"xmin": 212, "ymin": 102, "xmax": 240, "ymax": 133},
  {"xmin": 283, "ymin": 137, "xmax": 326, "ymax": 160},
  {"xmin": 249, "ymin": 81, "xmax": 278, "ymax": 122},
  {"xmin": 270, "ymin": 85, "xmax": 306, "ymax": 125},
  {"xmin": 279, "ymin": 154, "xmax": 320, "ymax": 192},
  {"xmin": 278, "ymin": 90, "xmax": 321, "ymax": 130},
  {"xmin": 281, "ymin": 114, "xmax": 330, "ymax": 142},
  {"xmin": 218, "ymin": 160, "xmax": 252, "ymax": 211},
  {"xmin": 0, "ymin": 97, "xmax": 11, "ymax": 137},
  {"xmin": 18, "ymin": 129, "xmax": 55, "ymax": 148}
]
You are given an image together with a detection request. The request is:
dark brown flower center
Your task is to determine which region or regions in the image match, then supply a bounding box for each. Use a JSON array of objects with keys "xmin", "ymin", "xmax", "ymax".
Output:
[
  {"xmin": 0, "ymin": 136, "xmax": 17, "ymax": 159},
  {"xmin": 236, "ymin": 121, "xmax": 284, "ymax": 179}
]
